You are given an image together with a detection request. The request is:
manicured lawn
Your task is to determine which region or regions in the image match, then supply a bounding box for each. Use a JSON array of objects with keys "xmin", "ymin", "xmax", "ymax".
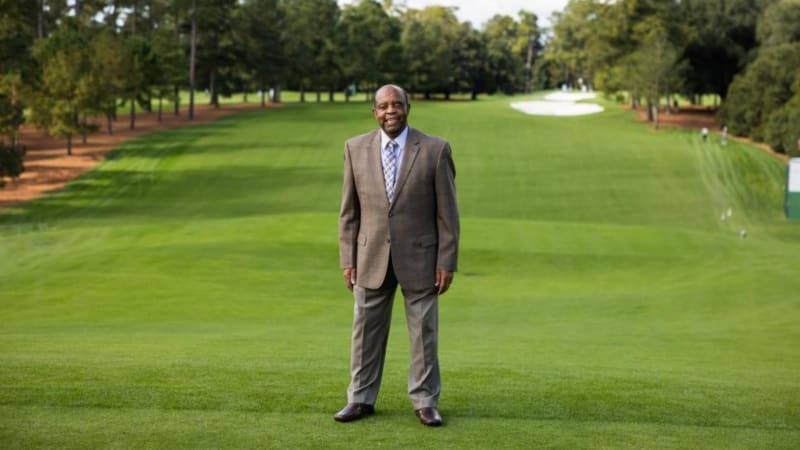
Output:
[{"xmin": 1, "ymin": 94, "xmax": 798, "ymax": 448}]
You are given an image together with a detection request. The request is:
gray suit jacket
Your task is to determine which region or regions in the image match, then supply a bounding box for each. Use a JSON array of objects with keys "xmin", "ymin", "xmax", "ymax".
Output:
[{"xmin": 339, "ymin": 127, "xmax": 459, "ymax": 290}]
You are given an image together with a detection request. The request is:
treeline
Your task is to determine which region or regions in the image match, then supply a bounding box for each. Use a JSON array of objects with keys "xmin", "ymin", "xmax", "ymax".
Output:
[
  {"xmin": 544, "ymin": 0, "xmax": 800, "ymax": 155},
  {"xmin": 0, "ymin": 0, "xmax": 544, "ymax": 184},
  {"xmin": 3, "ymin": 1, "xmax": 799, "ymax": 187}
]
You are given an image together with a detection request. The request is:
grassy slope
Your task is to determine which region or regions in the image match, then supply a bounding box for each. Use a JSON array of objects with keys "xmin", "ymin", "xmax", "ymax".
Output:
[{"xmin": 0, "ymin": 95, "xmax": 798, "ymax": 448}]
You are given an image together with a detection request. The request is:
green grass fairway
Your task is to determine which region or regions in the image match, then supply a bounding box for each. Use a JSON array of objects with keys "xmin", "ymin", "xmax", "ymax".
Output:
[{"xmin": 1, "ymin": 94, "xmax": 798, "ymax": 448}]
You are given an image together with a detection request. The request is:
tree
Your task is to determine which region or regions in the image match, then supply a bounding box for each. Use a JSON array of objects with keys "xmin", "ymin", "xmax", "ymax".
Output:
[
  {"xmin": 0, "ymin": 0, "xmax": 38, "ymax": 181},
  {"xmin": 483, "ymin": 15, "xmax": 524, "ymax": 94},
  {"xmin": 756, "ymin": 0, "xmax": 800, "ymax": 47},
  {"xmin": 30, "ymin": 18, "xmax": 94, "ymax": 155},
  {"xmin": 516, "ymin": 11, "xmax": 542, "ymax": 93},
  {"xmin": 401, "ymin": 6, "xmax": 461, "ymax": 98},
  {"xmin": 0, "ymin": 73, "xmax": 26, "ymax": 185},
  {"xmin": 88, "ymin": 30, "xmax": 132, "ymax": 135},
  {"xmin": 625, "ymin": 16, "xmax": 687, "ymax": 128},
  {"xmin": 193, "ymin": 0, "xmax": 239, "ymax": 108},
  {"xmin": 236, "ymin": 0, "xmax": 285, "ymax": 107},
  {"xmin": 720, "ymin": 43, "xmax": 800, "ymax": 144},
  {"xmin": 720, "ymin": 0, "xmax": 800, "ymax": 152},
  {"xmin": 452, "ymin": 23, "xmax": 491, "ymax": 99},
  {"xmin": 336, "ymin": 0, "xmax": 401, "ymax": 101},
  {"xmin": 680, "ymin": 0, "xmax": 771, "ymax": 100},
  {"xmin": 281, "ymin": 0, "xmax": 339, "ymax": 103}
]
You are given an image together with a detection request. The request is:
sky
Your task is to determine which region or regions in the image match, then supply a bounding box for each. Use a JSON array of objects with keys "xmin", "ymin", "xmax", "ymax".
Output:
[{"xmin": 340, "ymin": 0, "xmax": 570, "ymax": 29}]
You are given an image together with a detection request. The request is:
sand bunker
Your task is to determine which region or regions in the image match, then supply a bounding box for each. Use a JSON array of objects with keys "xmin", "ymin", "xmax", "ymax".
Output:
[{"xmin": 511, "ymin": 92, "xmax": 604, "ymax": 116}]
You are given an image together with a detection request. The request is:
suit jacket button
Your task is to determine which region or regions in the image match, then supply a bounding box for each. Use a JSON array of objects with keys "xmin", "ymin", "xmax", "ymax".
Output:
[{"xmin": 386, "ymin": 239, "xmax": 390, "ymax": 243}]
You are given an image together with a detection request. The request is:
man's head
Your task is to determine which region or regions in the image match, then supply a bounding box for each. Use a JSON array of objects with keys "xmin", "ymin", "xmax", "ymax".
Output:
[{"xmin": 373, "ymin": 84, "xmax": 410, "ymax": 139}]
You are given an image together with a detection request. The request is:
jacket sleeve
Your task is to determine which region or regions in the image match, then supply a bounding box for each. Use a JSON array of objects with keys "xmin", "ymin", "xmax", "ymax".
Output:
[
  {"xmin": 338, "ymin": 142, "xmax": 360, "ymax": 269},
  {"xmin": 435, "ymin": 142, "xmax": 459, "ymax": 272}
]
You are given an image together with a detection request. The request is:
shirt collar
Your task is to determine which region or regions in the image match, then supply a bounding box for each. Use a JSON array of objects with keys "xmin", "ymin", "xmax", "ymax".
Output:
[{"xmin": 380, "ymin": 126, "xmax": 409, "ymax": 151}]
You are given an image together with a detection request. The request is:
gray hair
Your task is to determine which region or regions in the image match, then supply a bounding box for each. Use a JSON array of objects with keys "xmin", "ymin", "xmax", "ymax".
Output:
[{"xmin": 373, "ymin": 84, "xmax": 410, "ymax": 109}]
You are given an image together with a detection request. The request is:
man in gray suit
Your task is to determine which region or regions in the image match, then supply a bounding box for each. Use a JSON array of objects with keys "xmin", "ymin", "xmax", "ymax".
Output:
[{"xmin": 335, "ymin": 84, "xmax": 460, "ymax": 427}]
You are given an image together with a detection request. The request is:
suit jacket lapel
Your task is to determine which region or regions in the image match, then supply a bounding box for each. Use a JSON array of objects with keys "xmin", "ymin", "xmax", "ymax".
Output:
[
  {"xmin": 366, "ymin": 130, "xmax": 391, "ymax": 208},
  {"xmin": 391, "ymin": 127, "xmax": 420, "ymax": 208}
]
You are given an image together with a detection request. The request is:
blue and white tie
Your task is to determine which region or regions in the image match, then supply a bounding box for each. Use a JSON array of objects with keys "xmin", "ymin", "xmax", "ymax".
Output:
[{"xmin": 382, "ymin": 141, "xmax": 399, "ymax": 203}]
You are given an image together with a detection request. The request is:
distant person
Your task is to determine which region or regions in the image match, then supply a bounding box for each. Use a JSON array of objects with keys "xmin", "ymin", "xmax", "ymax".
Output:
[
  {"xmin": 701, "ymin": 127, "xmax": 709, "ymax": 142},
  {"xmin": 721, "ymin": 126, "xmax": 728, "ymax": 145},
  {"xmin": 335, "ymin": 84, "xmax": 460, "ymax": 427}
]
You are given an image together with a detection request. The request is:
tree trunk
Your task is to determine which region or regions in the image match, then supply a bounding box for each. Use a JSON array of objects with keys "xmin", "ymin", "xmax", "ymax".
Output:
[
  {"xmin": 299, "ymin": 81, "xmax": 305, "ymax": 103},
  {"xmin": 260, "ymin": 81, "xmax": 266, "ymax": 108},
  {"xmin": 174, "ymin": 84, "xmax": 180, "ymax": 115},
  {"xmin": 106, "ymin": 112, "xmax": 113, "ymax": 135},
  {"xmin": 173, "ymin": 6, "xmax": 180, "ymax": 116},
  {"xmin": 471, "ymin": 90, "xmax": 477, "ymax": 100},
  {"xmin": 646, "ymin": 100, "xmax": 653, "ymax": 122},
  {"xmin": 82, "ymin": 116, "xmax": 87, "ymax": 144},
  {"xmin": 209, "ymin": 69, "xmax": 219, "ymax": 107},
  {"xmin": 329, "ymin": 88, "xmax": 335, "ymax": 102},
  {"xmin": 38, "ymin": 0, "xmax": 45, "ymax": 39},
  {"xmin": 130, "ymin": 96, "xmax": 136, "ymax": 129},
  {"xmin": 525, "ymin": 34, "xmax": 534, "ymax": 93},
  {"xmin": 273, "ymin": 84, "xmax": 281, "ymax": 103},
  {"xmin": 188, "ymin": 0, "xmax": 197, "ymax": 121},
  {"xmin": 653, "ymin": 100, "xmax": 660, "ymax": 129},
  {"xmin": 316, "ymin": 90, "xmax": 321, "ymax": 103},
  {"xmin": 67, "ymin": 134, "xmax": 72, "ymax": 156},
  {"xmin": 158, "ymin": 95, "xmax": 163, "ymax": 122}
]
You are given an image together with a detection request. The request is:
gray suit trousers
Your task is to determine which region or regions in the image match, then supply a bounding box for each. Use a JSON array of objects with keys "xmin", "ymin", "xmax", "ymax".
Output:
[{"xmin": 347, "ymin": 259, "xmax": 440, "ymax": 409}]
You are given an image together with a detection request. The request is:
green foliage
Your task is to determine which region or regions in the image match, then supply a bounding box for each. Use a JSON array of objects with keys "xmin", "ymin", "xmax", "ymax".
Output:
[
  {"xmin": 236, "ymin": 0, "xmax": 285, "ymax": 100},
  {"xmin": 681, "ymin": 0, "xmax": 767, "ymax": 98},
  {"xmin": 401, "ymin": 6, "xmax": 460, "ymax": 96},
  {"xmin": 720, "ymin": 43, "xmax": 800, "ymax": 146},
  {"xmin": 336, "ymin": 0, "xmax": 401, "ymax": 96},
  {"xmin": 482, "ymin": 14, "xmax": 526, "ymax": 93},
  {"xmin": 0, "ymin": 0, "xmax": 36, "ymax": 175},
  {"xmin": 764, "ymin": 76, "xmax": 800, "ymax": 155},
  {"xmin": 30, "ymin": 18, "xmax": 93, "ymax": 153},
  {"xmin": 0, "ymin": 74, "xmax": 26, "ymax": 141},
  {"xmin": 756, "ymin": 0, "xmax": 800, "ymax": 47},
  {"xmin": 0, "ymin": 141, "xmax": 24, "ymax": 184}
]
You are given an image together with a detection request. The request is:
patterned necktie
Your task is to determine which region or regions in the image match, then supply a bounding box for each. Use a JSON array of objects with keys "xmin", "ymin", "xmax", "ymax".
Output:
[{"xmin": 382, "ymin": 141, "xmax": 399, "ymax": 203}]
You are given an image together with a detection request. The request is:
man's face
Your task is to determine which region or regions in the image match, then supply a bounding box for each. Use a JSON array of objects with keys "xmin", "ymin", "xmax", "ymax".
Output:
[{"xmin": 373, "ymin": 87, "xmax": 409, "ymax": 139}]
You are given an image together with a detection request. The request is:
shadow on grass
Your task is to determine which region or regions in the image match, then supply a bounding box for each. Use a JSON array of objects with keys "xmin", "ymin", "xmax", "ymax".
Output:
[{"xmin": 0, "ymin": 164, "xmax": 340, "ymax": 226}]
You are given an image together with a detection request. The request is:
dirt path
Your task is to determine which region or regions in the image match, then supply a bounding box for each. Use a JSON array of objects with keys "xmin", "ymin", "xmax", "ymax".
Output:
[{"xmin": 0, "ymin": 102, "xmax": 273, "ymax": 207}]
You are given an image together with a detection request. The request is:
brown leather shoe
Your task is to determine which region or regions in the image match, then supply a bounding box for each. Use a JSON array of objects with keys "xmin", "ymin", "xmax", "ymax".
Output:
[
  {"xmin": 334, "ymin": 403, "xmax": 375, "ymax": 422},
  {"xmin": 415, "ymin": 407, "xmax": 443, "ymax": 427}
]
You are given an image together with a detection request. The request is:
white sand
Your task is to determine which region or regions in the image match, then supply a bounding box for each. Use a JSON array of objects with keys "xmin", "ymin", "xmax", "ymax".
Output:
[{"xmin": 510, "ymin": 92, "xmax": 604, "ymax": 116}]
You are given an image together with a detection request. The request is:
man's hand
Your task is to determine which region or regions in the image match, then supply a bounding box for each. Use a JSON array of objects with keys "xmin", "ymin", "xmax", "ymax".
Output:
[
  {"xmin": 343, "ymin": 268, "xmax": 357, "ymax": 291},
  {"xmin": 435, "ymin": 269, "xmax": 454, "ymax": 295}
]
